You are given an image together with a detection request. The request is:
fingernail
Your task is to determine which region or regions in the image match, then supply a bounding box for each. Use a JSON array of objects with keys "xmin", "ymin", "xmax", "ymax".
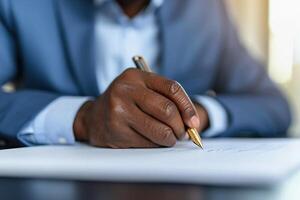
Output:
[{"xmin": 190, "ymin": 115, "xmax": 200, "ymax": 128}]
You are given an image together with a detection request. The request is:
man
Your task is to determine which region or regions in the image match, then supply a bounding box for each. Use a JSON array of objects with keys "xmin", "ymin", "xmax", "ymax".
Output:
[{"xmin": 0, "ymin": 0, "xmax": 291, "ymax": 148}]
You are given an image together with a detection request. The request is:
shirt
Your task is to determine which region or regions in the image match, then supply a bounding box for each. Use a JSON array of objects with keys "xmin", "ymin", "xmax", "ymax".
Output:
[{"xmin": 18, "ymin": 0, "xmax": 227, "ymax": 145}]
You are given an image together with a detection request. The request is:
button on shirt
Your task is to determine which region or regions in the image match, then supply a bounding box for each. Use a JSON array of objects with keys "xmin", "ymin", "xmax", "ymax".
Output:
[{"xmin": 18, "ymin": 0, "xmax": 228, "ymax": 145}]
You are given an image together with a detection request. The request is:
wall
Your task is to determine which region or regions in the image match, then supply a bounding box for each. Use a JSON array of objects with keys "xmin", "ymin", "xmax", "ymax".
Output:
[{"xmin": 226, "ymin": 0, "xmax": 269, "ymax": 63}]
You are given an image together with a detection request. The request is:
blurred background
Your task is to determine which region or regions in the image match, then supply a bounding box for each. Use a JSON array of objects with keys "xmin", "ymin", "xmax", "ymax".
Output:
[
  {"xmin": 226, "ymin": 0, "xmax": 300, "ymax": 137},
  {"xmin": 2, "ymin": 0, "xmax": 299, "ymax": 137}
]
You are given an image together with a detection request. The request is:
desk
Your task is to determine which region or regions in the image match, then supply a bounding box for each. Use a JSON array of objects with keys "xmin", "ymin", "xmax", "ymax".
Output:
[
  {"xmin": 1, "ymin": 171, "xmax": 299, "ymax": 200},
  {"xmin": 0, "ymin": 140, "xmax": 300, "ymax": 200}
]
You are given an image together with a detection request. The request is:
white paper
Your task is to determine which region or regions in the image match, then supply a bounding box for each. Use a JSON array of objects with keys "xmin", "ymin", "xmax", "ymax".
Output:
[{"xmin": 0, "ymin": 139, "xmax": 300, "ymax": 185}]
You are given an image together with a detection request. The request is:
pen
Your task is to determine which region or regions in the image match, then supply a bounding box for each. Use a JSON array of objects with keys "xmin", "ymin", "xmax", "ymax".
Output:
[{"xmin": 132, "ymin": 55, "xmax": 204, "ymax": 149}]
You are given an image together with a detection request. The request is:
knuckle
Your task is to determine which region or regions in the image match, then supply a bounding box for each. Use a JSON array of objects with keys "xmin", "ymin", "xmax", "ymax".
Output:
[
  {"xmin": 163, "ymin": 101, "xmax": 177, "ymax": 119},
  {"xmin": 146, "ymin": 119, "xmax": 162, "ymax": 135},
  {"xmin": 121, "ymin": 68, "xmax": 137, "ymax": 79},
  {"xmin": 111, "ymin": 82, "xmax": 135, "ymax": 98},
  {"xmin": 184, "ymin": 106, "xmax": 196, "ymax": 117},
  {"xmin": 123, "ymin": 68, "xmax": 135, "ymax": 75},
  {"xmin": 113, "ymin": 82, "xmax": 127, "ymax": 93},
  {"xmin": 114, "ymin": 78, "xmax": 142, "ymax": 94},
  {"xmin": 161, "ymin": 127, "xmax": 175, "ymax": 145},
  {"xmin": 109, "ymin": 100, "xmax": 125, "ymax": 118},
  {"xmin": 167, "ymin": 80, "xmax": 181, "ymax": 95}
]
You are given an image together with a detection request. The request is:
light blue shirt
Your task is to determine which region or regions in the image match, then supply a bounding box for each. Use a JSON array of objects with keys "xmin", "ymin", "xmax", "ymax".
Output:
[{"xmin": 18, "ymin": 0, "xmax": 227, "ymax": 145}]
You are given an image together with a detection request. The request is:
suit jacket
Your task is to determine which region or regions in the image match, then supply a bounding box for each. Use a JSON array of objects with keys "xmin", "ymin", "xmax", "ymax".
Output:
[{"xmin": 0, "ymin": 0, "xmax": 291, "ymax": 144}]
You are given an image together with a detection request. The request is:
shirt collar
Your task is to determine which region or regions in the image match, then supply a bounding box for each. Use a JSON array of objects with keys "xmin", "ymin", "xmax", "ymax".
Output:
[{"xmin": 95, "ymin": 0, "xmax": 164, "ymax": 8}]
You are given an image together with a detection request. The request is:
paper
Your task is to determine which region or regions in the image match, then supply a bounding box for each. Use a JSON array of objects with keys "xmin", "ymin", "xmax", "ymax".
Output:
[{"xmin": 0, "ymin": 139, "xmax": 300, "ymax": 185}]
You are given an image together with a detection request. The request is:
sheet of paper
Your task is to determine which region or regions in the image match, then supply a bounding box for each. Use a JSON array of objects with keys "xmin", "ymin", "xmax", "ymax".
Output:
[{"xmin": 0, "ymin": 139, "xmax": 300, "ymax": 185}]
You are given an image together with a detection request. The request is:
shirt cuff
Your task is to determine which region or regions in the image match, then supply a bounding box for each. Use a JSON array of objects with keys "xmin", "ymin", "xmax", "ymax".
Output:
[
  {"xmin": 18, "ymin": 96, "xmax": 91, "ymax": 146},
  {"xmin": 193, "ymin": 95, "xmax": 228, "ymax": 137}
]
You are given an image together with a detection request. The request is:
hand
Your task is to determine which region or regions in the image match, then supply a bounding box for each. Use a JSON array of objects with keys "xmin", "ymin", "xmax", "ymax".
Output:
[{"xmin": 73, "ymin": 68, "xmax": 201, "ymax": 148}]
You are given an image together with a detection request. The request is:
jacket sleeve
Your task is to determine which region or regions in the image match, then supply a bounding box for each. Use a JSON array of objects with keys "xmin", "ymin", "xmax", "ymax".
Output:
[
  {"xmin": 0, "ymin": 2, "xmax": 59, "ymax": 143},
  {"xmin": 213, "ymin": 1, "xmax": 292, "ymax": 138}
]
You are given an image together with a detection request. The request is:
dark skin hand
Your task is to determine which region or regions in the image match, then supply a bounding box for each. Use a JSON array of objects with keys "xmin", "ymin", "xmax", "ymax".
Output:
[
  {"xmin": 74, "ymin": 69, "xmax": 209, "ymax": 148},
  {"xmin": 73, "ymin": 0, "xmax": 209, "ymax": 148}
]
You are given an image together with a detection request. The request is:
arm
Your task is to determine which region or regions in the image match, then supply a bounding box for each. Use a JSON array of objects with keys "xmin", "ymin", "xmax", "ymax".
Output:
[{"xmin": 0, "ymin": 3, "xmax": 59, "ymax": 143}]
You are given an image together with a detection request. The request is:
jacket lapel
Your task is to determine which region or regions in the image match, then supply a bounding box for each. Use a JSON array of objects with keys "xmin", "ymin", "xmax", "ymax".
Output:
[{"xmin": 55, "ymin": 0, "xmax": 99, "ymax": 96}]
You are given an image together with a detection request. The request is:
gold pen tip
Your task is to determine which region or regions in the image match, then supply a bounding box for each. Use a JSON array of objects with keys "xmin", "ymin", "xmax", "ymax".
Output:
[
  {"xmin": 193, "ymin": 140, "xmax": 204, "ymax": 149},
  {"xmin": 187, "ymin": 128, "xmax": 204, "ymax": 149}
]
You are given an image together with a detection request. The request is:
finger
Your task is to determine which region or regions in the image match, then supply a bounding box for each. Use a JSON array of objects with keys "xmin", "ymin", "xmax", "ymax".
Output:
[
  {"xmin": 127, "ymin": 105, "xmax": 177, "ymax": 147},
  {"xmin": 105, "ymin": 126, "xmax": 159, "ymax": 149},
  {"xmin": 127, "ymin": 127, "xmax": 161, "ymax": 148},
  {"xmin": 145, "ymin": 74, "xmax": 200, "ymax": 129},
  {"xmin": 132, "ymin": 87, "xmax": 185, "ymax": 139}
]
